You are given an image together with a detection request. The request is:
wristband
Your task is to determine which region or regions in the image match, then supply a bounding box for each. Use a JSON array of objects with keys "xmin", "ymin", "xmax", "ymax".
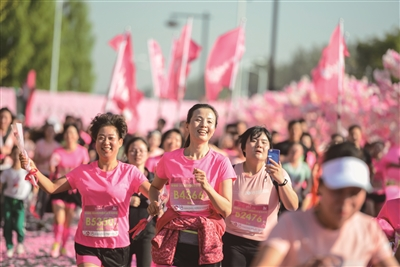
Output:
[{"xmin": 278, "ymin": 179, "xmax": 288, "ymax": 186}]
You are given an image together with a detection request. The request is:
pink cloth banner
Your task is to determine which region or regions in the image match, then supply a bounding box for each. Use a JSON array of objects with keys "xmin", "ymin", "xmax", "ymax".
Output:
[
  {"xmin": 107, "ymin": 31, "xmax": 143, "ymax": 133},
  {"xmin": 205, "ymin": 26, "xmax": 245, "ymax": 101},
  {"xmin": 148, "ymin": 39, "xmax": 168, "ymax": 99},
  {"xmin": 0, "ymin": 87, "xmax": 17, "ymax": 114},
  {"xmin": 166, "ymin": 22, "xmax": 201, "ymax": 101},
  {"xmin": 311, "ymin": 24, "xmax": 349, "ymax": 103}
]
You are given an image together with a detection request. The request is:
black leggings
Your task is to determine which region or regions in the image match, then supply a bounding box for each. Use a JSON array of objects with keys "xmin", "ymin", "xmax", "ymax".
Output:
[
  {"xmin": 222, "ymin": 232, "xmax": 261, "ymax": 267},
  {"xmin": 128, "ymin": 236, "xmax": 153, "ymax": 267},
  {"xmin": 173, "ymin": 242, "xmax": 221, "ymax": 267}
]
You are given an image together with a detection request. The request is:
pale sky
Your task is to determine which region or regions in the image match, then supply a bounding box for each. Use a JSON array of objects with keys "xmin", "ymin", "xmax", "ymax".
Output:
[{"xmin": 87, "ymin": 0, "xmax": 399, "ymax": 95}]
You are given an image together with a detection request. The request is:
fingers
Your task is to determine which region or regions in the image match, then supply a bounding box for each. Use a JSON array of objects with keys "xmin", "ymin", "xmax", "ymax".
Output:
[{"xmin": 147, "ymin": 201, "xmax": 160, "ymax": 216}]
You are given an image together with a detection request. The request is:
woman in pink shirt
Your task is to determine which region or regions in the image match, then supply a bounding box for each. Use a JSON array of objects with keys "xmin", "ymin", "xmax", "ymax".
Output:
[
  {"xmin": 222, "ymin": 126, "xmax": 298, "ymax": 267},
  {"xmin": 252, "ymin": 142, "xmax": 399, "ymax": 267},
  {"xmin": 20, "ymin": 113, "xmax": 151, "ymax": 267},
  {"xmin": 147, "ymin": 103, "xmax": 236, "ymax": 267},
  {"xmin": 48, "ymin": 123, "xmax": 90, "ymax": 258},
  {"xmin": 145, "ymin": 128, "xmax": 184, "ymax": 172}
]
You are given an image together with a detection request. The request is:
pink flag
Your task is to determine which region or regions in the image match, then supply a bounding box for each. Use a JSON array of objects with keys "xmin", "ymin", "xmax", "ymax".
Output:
[
  {"xmin": 148, "ymin": 39, "xmax": 168, "ymax": 99},
  {"xmin": 205, "ymin": 26, "xmax": 245, "ymax": 101},
  {"xmin": 107, "ymin": 31, "xmax": 143, "ymax": 133},
  {"xmin": 311, "ymin": 24, "xmax": 349, "ymax": 102},
  {"xmin": 166, "ymin": 22, "xmax": 201, "ymax": 101}
]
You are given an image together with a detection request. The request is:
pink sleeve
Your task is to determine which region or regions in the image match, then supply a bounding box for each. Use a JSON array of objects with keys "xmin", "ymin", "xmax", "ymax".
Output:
[
  {"xmin": 218, "ymin": 157, "xmax": 237, "ymax": 184},
  {"xmin": 262, "ymin": 212, "xmax": 291, "ymax": 254},
  {"xmin": 130, "ymin": 168, "xmax": 148, "ymax": 194},
  {"xmin": 155, "ymin": 154, "xmax": 167, "ymax": 179},
  {"xmin": 370, "ymin": 219, "xmax": 394, "ymax": 265},
  {"xmin": 65, "ymin": 166, "xmax": 79, "ymax": 189}
]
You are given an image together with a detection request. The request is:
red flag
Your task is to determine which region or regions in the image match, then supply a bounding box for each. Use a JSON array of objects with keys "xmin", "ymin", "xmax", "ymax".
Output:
[
  {"xmin": 166, "ymin": 22, "xmax": 201, "ymax": 101},
  {"xmin": 24, "ymin": 70, "xmax": 36, "ymax": 126},
  {"xmin": 148, "ymin": 39, "xmax": 168, "ymax": 99},
  {"xmin": 107, "ymin": 31, "xmax": 143, "ymax": 133},
  {"xmin": 205, "ymin": 26, "xmax": 245, "ymax": 101},
  {"xmin": 311, "ymin": 24, "xmax": 349, "ymax": 102}
]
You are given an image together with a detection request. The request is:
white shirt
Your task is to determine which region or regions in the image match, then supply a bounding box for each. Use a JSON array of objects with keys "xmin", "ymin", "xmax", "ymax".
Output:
[{"xmin": 0, "ymin": 168, "xmax": 31, "ymax": 200}]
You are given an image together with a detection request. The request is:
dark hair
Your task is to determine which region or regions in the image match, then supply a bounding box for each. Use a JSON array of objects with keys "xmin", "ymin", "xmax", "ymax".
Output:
[
  {"xmin": 147, "ymin": 130, "xmax": 162, "ymax": 139},
  {"xmin": 157, "ymin": 118, "xmax": 166, "ymax": 125},
  {"xmin": 330, "ymin": 133, "xmax": 343, "ymax": 140},
  {"xmin": 89, "ymin": 113, "xmax": 127, "ymax": 140},
  {"xmin": 63, "ymin": 123, "xmax": 80, "ymax": 136},
  {"xmin": 239, "ymin": 126, "xmax": 272, "ymax": 157},
  {"xmin": 287, "ymin": 119, "xmax": 300, "ymax": 130},
  {"xmin": 301, "ymin": 132, "xmax": 316, "ymax": 152},
  {"xmin": 0, "ymin": 107, "xmax": 15, "ymax": 121},
  {"xmin": 348, "ymin": 124, "xmax": 362, "ymax": 133},
  {"xmin": 161, "ymin": 128, "xmax": 183, "ymax": 149},
  {"xmin": 124, "ymin": 136, "xmax": 149, "ymax": 156},
  {"xmin": 323, "ymin": 141, "xmax": 365, "ymax": 164},
  {"xmin": 184, "ymin": 104, "xmax": 219, "ymax": 147}
]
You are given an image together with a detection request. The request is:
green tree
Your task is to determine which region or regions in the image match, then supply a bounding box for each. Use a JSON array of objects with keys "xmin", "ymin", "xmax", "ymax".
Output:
[{"xmin": 0, "ymin": 0, "xmax": 94, "ymax": 92}]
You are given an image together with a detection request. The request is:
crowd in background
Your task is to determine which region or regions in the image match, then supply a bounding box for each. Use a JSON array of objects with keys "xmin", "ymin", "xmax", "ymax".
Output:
[{"xmin": 0, "ymin": 105, "xmax": 399, "ymax": 265}]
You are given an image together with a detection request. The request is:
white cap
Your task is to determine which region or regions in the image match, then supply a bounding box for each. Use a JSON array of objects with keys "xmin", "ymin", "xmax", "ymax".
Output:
[{"xmin": 321, "ymin": 157, "xmax": 372, "ymax": 192}]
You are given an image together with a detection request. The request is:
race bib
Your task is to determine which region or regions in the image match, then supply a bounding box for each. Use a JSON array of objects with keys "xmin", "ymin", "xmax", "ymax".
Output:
[
  {"xmin": 170, "ymin": 177, "xmax": 209, "ymax": 212},
  {"xmin": 82, "ymin": 205, "xmax": 118, "ymax": 237},
  {"xmin": 231, "ymin": 201, "xmax": 268, "ymax": 234}
]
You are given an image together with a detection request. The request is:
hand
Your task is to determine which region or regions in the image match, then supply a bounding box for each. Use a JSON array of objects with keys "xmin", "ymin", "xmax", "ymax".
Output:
[
  {"xmin": 130, "ymin": 196, "xmax": 141, "ymax": 207},
  {"xmin": 147, "ymin": 200, "xmax": 161, "ymax": 217},
  {"xmin": 266, "ymin": 159, "xmax": 285, "ymax": 184},
  {"xmin": 193, "ymin": 168, "xmax": 210, "ymax": 190},
  {"xmin": 19, "ymin": 152, "xmax": 37, "ymax": 170}
]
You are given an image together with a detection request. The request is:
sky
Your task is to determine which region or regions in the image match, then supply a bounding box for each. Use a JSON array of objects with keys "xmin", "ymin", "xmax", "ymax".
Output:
[{"xmin": 87, "ymin": 0, "xmax": 400, "ymax": 96}]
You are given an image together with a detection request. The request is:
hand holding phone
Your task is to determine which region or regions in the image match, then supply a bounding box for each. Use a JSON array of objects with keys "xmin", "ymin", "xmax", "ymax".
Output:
[{"xmin": 267, "ymin": 149, "xmax": 280, "ymax": 165}]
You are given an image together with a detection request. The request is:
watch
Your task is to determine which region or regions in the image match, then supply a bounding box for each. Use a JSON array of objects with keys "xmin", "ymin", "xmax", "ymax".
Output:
[{"xmin": 278, "ymin": 179, "xmax": 288, "ymax": 186}]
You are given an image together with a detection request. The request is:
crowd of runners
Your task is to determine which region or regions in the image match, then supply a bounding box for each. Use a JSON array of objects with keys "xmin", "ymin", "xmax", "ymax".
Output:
[{"xmin": 0, "ymin": 104, "xmax": 399, "ymax": 267}]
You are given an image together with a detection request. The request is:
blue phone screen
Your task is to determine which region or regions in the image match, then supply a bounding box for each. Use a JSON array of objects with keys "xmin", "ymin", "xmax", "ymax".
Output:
[{"xmin": 267, "ymin": 149, "xmax": 280, "ymax": 165}]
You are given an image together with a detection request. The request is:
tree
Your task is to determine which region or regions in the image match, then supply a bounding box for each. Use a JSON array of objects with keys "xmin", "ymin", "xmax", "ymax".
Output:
[{"xmin": 0, "ymin": 0, "xmax": 94, "ymax": 92}]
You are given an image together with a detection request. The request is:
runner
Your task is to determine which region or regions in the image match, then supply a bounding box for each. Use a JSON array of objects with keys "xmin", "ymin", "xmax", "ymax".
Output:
[
  {"xmin": 48, "ymin": 123, "xmax": 90, "ymax": 257},
  {"xmin": 222, "ymin": 126, "xmax": 298, "ymax": 267},
  {"xmin": 19, "ymin": 113, "xmax": 151, "ymax": 267},
  {"xmin": 125, "ymin": 137, "xmax": 155, "ymax": 267},
  {"xmin": 251, "ymin": 142, "xmax": 398, "ymax": 267},
  {"xmin": 147, "ymin": 103, "xmax": 236, "ymax": 267}
]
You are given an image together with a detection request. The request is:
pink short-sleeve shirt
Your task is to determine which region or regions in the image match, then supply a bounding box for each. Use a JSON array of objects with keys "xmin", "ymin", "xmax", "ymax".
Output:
[
  {"xmin": 156, "ymin": 148, "xmax": 236, "ymax": 217},
  {"xmin": 66, "ymin": 161, "xmax": 148, "ymax": 248}
]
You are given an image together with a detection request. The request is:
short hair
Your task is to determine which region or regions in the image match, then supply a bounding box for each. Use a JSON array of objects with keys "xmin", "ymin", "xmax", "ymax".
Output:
[
  {"xmin": 323, "ymin": 141, "xmax": 365, "ymax": 164},
  {"xmin": 288, "ymin": 119, "xmax": 300, "ymax": 130},
  {"xmin": 239, "ymin": 126, "xmax": 272, "ymax": 157},
  {"xmin": 124, "ymin": 136, "xmax": 150, "ymax": 156},
  {"xmin": 348, "ymin": 124, "xmax": 362, "ymax": 133},
  {"xmin": 161, "ymin": 128, "xmax": 183, "ymax": 149},
  {"xmin": 89, "ymin": 113, "xmax": 127, "ymax": 140}
]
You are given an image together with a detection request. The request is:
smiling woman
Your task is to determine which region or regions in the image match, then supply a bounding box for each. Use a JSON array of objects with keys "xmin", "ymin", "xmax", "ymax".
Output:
[
  {"xmin": 147, "ymin": 103, "xmax": 237, "ymax": 267},
  {"xmin": 19, "ymin": 113, "xmax": 152, "ymax": 267}
]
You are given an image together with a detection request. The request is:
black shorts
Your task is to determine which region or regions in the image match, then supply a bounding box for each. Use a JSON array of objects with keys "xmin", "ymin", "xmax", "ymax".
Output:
[{"xmin": 75, "ymin": 242, "xmax": 129, "ymax": 267}]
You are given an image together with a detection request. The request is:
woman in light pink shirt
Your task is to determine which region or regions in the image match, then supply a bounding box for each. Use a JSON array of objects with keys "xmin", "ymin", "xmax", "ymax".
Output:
[
  {"xmin": 147, "ymin": 103, "xmax": 236, "ymax": 267},
  {"xmin": 252, "ymin": 142, "xmax": 399, "ymax": 267},
  {"xmin": 20, "ymin": 113, "xmax": 152, "ymax": 267},
  {"xmin": 222, "ymin": 126, "xmax": 298, "ymax": 267}
]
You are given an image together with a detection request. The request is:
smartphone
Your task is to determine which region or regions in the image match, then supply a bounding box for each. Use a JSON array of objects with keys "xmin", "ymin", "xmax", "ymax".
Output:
[{"xmin": 267, "ymin": 149, "xmax": 280, "ymax": 165}]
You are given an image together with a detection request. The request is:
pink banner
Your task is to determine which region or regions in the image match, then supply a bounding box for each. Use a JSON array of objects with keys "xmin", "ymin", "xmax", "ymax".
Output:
[
  {"xmin": 205, "ymin": 26, "xmax": 245, "ymax": 101},
  {"xmin": 0, "ymin": 87, "xmax": 17, "ymax": 114},
  {"xmin": 148, "ymin": 39, "xmax": 168, "ymax": 99}
]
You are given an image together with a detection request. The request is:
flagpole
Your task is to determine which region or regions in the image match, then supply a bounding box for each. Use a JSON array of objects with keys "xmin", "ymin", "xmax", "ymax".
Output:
[
  {"xmin": 49, "ymin": 0, "xmax": 63, "ymax": 93},
  {"xmin": 337, "ymin": 18, "xmax": 344, "ymax": 132},
  {"xmin": 176, "ymin": 17, "xmax": 193, "ymax": 125},
  {"xmin": 226, "ymin": 18, "xmax": 246, "ymax": 123},
  {"xmin": 104, "ymin": 31, "xmax": 127, "ymax": 113}
]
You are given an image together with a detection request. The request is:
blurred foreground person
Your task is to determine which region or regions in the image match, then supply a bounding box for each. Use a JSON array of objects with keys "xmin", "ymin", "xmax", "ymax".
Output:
[{"xmin": 252, "ymin": 142, "xmax": 399, "ymax": 267}]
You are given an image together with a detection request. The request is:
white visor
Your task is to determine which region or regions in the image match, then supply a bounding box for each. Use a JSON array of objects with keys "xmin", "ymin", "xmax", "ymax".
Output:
[{"xmin": 321, "ymin": 157, "xmax": 372, "ymax": 192}]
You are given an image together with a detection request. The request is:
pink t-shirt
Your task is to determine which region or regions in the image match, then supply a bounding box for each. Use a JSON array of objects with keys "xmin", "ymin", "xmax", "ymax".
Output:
[
  {"xmin": 50, "ymin": 145, "xmax": 89, "ymax": 177},
  {"xmin": 156, "ymin": 148, "xmax": 236, "ymax": 217},
  {"xmin": 263, "ymin": 209, "xmax": 393, "ymax": 266},
  {"xmin": 145, "ymin": 154, "xmax": 163, "ymax": 173},
  {"xmin": 66, "ymin": 161, "xmax": 148, "ymax": 248},
  {"xmin": 35, "ymin": 139, "xmax": 61, "ymax": 174},
  {"xmin": 225, "ymin": 163, "xmax": 292, "ymax": 241}
]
